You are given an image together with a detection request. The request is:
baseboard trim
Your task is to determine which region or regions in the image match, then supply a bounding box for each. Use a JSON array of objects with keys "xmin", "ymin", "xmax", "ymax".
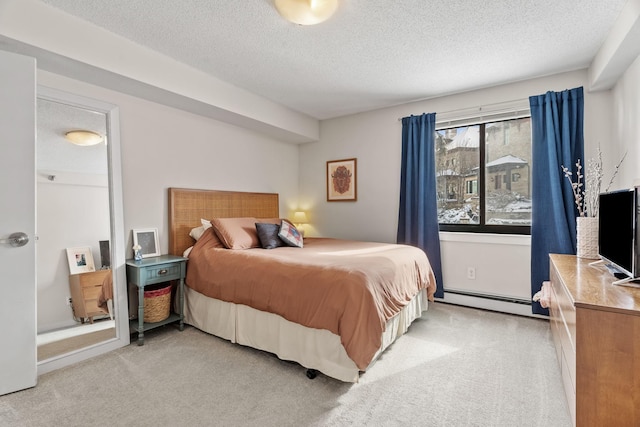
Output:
[{"xmin": 436, "ymin": 291, "xmax": 547, "ymax": 319}]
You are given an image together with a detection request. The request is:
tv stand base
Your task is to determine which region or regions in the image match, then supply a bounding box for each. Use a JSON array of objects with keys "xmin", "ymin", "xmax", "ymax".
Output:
[{"xmin": 612, "ymin": 275, "xmax": 640, "ymax": 287}]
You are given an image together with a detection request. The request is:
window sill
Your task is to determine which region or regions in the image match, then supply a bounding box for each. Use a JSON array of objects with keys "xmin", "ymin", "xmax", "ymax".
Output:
[{"xmin": 439, "ymin": 231, "xmax": 531, "ymax": 246}]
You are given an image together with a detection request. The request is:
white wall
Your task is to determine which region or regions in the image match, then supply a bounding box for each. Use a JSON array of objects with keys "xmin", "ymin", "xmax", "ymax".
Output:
[
  {"xmin": 299, "ymin": 69, "xmax": 612, "ymax": 308},
  {"xmin": 37, "ymin": 179, "xmax": 109, "ymax": 333},
  {"xmin": 611, "ymin": 55, "xmax": 640, "ymax": 188}
]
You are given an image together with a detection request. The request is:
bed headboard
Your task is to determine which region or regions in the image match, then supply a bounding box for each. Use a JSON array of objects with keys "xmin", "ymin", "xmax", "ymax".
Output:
[{"xmin": 168, "ymin": 188, "xmax": 280, "ymax": 256}]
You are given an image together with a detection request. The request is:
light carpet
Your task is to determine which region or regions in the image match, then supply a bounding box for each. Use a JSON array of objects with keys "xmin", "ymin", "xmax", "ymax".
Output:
[{"xmin": 0, "ymin": 303, "xmax": 571, "ymax": 427}]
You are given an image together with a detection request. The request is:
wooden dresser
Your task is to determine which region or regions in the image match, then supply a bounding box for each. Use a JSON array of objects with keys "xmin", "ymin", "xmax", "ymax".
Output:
[
  {"xmin": 549, "ymin": 254, "xmax": 640, "ymax": 427},
  {"xmin": 69, "ymin": 269, "xmax": 111, "ymax": 324}
]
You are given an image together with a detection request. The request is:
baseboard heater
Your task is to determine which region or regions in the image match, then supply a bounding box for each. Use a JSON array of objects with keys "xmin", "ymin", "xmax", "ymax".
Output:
[{"xmin": 443, "ymin": 289, "xmax": 531, "ymax": 305}]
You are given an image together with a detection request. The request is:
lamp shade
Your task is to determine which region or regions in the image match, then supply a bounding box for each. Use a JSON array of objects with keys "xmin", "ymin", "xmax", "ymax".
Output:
[
  {"xmin": 65, "ymin": 130, "xmax": 104, "ymax": 146},
  {"xmin": 293, "ymin": 211, "xmax": 309, "ymax": 223},
  {"xmin": 274, "ymin": 0, "xmax": 338, "ymax": 25}
]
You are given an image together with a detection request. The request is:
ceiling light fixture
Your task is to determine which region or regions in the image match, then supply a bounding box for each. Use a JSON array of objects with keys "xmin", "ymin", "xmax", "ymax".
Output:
[
  {"xmin": 64, "ymin": 130, "xmax": 104, "ymax": 146},
  {"xmin": 274, "ymin": 0, "xmax": 339, "ymax": 26}
]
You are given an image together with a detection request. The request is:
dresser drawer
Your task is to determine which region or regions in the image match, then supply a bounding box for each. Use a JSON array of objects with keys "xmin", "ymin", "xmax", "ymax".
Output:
[
  {"xmin": 77, "ymin": 270, "xmax": 111, "ymax": 287},
  {"xmin": 68, "ymin": 270, "xmax": 111, "ymax": 322},
  {"xmin": 560, "ymin": 346, "xmax": 576, "ymax": 425},
  {"xmin": 550, "ymin": 266, "xmax": 576, "ymax": 353},
  {"xmin": 144, "ymin": 262, "xmax": 182, "ymax": 284},
  {"xmin": 83, "ymin": 297, "xmax": 103, "ymax": 315},
  {"xmin": 82, "ymin": 283, "xmax": 102, "ymax": 298},
  {"xmin": 548, "ymin": 284, "xmax": 563, "ymax": 363}
]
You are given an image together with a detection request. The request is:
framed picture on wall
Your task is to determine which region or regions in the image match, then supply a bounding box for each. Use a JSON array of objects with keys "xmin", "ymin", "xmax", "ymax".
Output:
[
  {"xmin": 132, "ymin": 228, "xmax": 160, "ymax": 258},
  {"xmin": 66, "ymin": 246, "xmax": 96, "ymax": 275},
  {"xmin": 327, "ymin": 158, "xmax": 357, "ymax": 202}
]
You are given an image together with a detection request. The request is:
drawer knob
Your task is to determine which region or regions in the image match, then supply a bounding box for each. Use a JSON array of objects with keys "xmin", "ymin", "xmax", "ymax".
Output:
[{"xmin": 158, "ymin": 269, "xmax": 168, "ymax": 275}]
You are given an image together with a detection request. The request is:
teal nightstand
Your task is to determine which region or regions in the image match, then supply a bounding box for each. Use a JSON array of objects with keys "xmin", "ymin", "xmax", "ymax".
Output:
[{"xmin": 126, "ymin": 254, "xmax": 187, "ymax": 345}]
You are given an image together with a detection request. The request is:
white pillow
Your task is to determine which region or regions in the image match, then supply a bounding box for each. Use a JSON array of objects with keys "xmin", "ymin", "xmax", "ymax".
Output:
[{"xmin": 189, "ymin": 218, "xmax": 212, "ymax": 241}]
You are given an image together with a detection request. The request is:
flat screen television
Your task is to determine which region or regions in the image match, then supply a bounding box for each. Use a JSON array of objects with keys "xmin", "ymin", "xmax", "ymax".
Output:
[{"xmin": 598, "ymin": 187, "xmax": 640, "ymax": 285}]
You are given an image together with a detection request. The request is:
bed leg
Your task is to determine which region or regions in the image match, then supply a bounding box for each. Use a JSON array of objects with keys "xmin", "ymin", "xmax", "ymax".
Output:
[{"xmin": 305, "ymin": 369, "xmax": 317, "ymax": 379}]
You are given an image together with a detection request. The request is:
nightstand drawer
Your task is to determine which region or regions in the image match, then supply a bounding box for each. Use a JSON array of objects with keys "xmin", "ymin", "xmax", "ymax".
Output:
[{"xmin": 144, "ymin": 262, "xmax": 181, "ymax": 283}]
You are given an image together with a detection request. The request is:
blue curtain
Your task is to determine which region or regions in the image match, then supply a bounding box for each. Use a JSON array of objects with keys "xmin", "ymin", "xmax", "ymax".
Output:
[
  {"xmin": 398, "ymin": 113, "xmax": 444, "ymax": 298},
  {"xmin": 529, "ymin": 87, "xmax": 584, "ymax": 315}
]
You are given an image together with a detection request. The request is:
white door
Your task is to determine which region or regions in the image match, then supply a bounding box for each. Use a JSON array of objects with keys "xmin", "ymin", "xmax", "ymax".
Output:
[{"xmin": 0, "ymin": 50, "xmax": 37, "ymax": 395}]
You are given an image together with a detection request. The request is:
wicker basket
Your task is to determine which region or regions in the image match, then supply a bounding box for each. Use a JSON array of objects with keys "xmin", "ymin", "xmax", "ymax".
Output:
[{"xmin": 143, "ymin": 284, "xmax": 171, "ymax": 323}]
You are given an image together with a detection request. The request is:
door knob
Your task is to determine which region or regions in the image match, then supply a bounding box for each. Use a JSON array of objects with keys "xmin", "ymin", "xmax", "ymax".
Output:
[{"xmin": 0, "ymin": 232, "xmax": 29, "ymax": 247}]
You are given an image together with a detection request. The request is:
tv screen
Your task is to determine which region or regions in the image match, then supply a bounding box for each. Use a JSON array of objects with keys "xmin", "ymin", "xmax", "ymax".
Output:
[{"xmin": 598, "ymin": 188, "xmax": 636, "ymax": 278}]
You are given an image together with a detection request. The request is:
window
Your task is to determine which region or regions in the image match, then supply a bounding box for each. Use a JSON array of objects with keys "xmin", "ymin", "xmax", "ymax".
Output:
[
  {"xmin": 465, "ymin": 179, "xmax": 477, "ymax": 195},
  {"xmin": 435, "ymin": 117, "xmax": 532, "ymax": 234}
]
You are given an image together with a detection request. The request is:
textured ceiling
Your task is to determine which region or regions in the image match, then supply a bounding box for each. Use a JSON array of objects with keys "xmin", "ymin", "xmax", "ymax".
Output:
[
  {"xmin": 39, "ymin": 0, "xmax": 627, "ymax": 120},
  {"xmin": 38, "ymin": 98, "xmax": 107, "ymax": 175}
]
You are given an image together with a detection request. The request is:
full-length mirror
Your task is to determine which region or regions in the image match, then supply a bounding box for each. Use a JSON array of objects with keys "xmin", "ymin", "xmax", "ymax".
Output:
[{"xmin": 35, "ymin": 86, "xmax": 128, "ymax": 371}]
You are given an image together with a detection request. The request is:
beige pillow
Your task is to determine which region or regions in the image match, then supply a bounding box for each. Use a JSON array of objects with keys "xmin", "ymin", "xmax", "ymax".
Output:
[
  {"xmin": 210, "ymin": 217, "xmax": 261, "ymax": 249},
  {"xmin": 189, "ymin": 218, "xmax": 212, "ymax": 241}
]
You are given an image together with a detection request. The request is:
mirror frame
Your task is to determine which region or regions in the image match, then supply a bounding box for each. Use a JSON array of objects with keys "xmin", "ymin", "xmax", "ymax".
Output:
[{"xmin": 37, "ymin": 86, "xmax": 129, "ymax": 375}]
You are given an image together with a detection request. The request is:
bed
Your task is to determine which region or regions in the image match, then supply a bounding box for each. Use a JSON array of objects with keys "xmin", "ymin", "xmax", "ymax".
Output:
[{"xmin": 168, "ymin": 188, "xmax": 436, "ymax": 382}]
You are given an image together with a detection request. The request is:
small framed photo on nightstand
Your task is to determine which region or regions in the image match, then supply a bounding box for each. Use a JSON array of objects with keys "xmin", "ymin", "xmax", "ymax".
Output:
[
  {"xmin": 132, "ymin": 228, "xmax": 160, "ymax": 258},
  {"xmin": 66, "ymin": 246, "xmax": 96, "ymax": 274}
]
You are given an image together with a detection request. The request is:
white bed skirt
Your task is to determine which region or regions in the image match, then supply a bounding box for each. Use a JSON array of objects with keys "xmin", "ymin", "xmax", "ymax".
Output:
[{"xmin": 182, "ymin": 286, "xmax": 428, "ymax": 382}]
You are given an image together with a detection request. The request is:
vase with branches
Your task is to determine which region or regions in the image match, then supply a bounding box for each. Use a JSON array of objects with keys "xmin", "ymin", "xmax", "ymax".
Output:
[
  {"xmin": 561, "ymin": 148, "xmax": 627, "ymax": 218},
  {"xmin": 561, "ymin": 148, "xmax": 626, "ymax": 258}
]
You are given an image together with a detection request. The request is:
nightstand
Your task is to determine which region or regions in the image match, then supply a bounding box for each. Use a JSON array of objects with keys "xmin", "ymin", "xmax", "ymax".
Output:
[
  {"xmin": 126, "ymin": 254, "xmax": 187, "ymax": 345},
  {"xmin": 68, "ymin": 269, "xmax": 111, "ymax": 324}
]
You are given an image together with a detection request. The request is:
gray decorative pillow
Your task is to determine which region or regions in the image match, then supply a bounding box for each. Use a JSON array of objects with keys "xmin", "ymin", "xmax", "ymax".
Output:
[{"xmin": 255, "ymin": 223, "xmax": 285, "ymax": 249}]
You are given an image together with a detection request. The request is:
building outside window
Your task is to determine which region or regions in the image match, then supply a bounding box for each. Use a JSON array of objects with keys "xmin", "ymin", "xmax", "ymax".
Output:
[{"xmin": 435, "ymin": 116, "xmax": 532, "ymax": 234}]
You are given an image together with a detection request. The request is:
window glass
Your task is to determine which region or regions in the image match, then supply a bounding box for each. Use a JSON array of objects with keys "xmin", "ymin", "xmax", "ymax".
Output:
[
  {"xmin": 485, "ymin": 118, "xmax": 531, "ymax": 226},
  {"xmin": 436, "ymin": 126, "xmax": 480, "ymax": 224},
  {"xmin": 435, "ymin": 117, "xmax": 531, "ymax": 232}
]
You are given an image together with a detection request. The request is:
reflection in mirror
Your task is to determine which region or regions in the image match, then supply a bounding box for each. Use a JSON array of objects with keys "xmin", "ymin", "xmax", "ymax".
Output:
[{"xmin": 35, "ymin": 97, "xmax": 115, "ymax": 361}]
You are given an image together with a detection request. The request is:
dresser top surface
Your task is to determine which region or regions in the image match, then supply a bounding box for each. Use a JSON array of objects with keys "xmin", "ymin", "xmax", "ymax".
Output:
[{"xmin": 550, "ymin": 254, "xmax": 640, "ymax": 314}]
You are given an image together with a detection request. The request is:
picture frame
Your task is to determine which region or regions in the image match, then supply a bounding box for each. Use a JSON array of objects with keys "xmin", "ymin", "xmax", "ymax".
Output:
[
  {"xmin": 132, "ymin": 228, "xmax": 160, "ymax": 258},
  {"xmin": 327, "ymin": 158, "xmax": 357, "ymax": 202},
  {"xmin": 66, "ymin": 246, "xmax": 96, "ymax": 274}
]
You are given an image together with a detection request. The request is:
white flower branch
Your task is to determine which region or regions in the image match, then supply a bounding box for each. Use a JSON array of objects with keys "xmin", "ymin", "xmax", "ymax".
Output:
[
  {"xmin": 562, "ymin": 148, "xmax": 626, "ymax": 218},
  {"xmin": 562, "ymin": 160, "xmax": 585, "ymax": 217}
]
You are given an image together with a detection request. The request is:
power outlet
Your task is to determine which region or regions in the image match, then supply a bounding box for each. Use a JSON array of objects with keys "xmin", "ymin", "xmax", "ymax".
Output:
[
  {"xmin": 467, "ymin": 267, "xmax": 476, "ymax": 280},
  {"xmin": 66, "ymin": 297, "xmax": 72, "ymax": 306}
]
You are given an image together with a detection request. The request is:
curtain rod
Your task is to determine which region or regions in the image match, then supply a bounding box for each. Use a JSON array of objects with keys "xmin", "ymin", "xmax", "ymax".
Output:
[{"xmin": 397, "ymin": 98, "xmax": 530, "ymax": 122}]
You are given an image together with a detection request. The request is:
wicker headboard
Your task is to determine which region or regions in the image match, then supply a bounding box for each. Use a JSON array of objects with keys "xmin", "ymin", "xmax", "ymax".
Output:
[{"xmin": 168, "ymin": 188, "xmax": 280, "ymax": 256}]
